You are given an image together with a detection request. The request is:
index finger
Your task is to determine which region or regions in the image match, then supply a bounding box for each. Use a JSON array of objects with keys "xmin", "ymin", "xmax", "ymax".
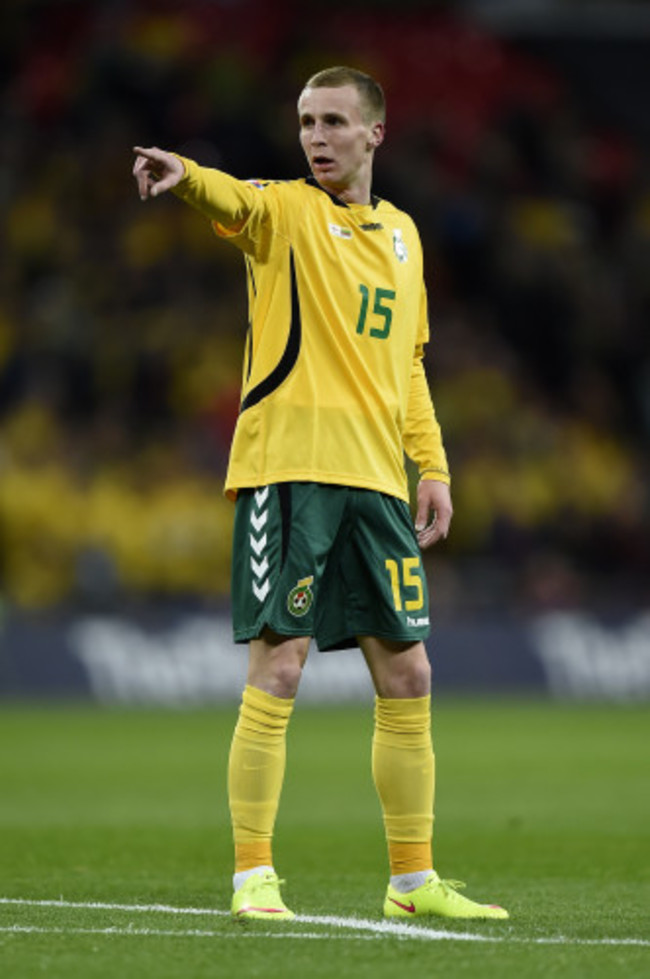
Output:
[{"xmin": 132, "ymin": 145, "xmax": 166, "ymax": 163}]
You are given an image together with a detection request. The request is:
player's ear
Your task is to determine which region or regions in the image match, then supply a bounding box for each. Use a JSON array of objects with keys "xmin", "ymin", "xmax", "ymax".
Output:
[{"xmin": 368, "ymin": 121, "xmax": 385, "ymax": 151}]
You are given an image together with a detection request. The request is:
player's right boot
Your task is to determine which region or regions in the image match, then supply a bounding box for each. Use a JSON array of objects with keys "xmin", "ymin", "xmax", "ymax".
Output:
[
  {"xmin": 231, "ymin": 870, "xmax": 295, "ymax": 921},
  {"xmin": 384, "ymin": 871, "xmax": 509, "ymax": 920}
]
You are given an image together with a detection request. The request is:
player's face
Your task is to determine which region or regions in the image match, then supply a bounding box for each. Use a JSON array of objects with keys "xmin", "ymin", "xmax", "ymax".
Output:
[{"xmin": 298, "ymin": 85, "xmax": 384, "ymax": 199}]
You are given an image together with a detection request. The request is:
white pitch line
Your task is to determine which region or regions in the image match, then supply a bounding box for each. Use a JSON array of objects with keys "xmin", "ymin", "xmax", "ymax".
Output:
[
  {"xmin": 0, "ymin": 898, "xmax": 488, "ymax": 943},
  {"xmin": 1, "ymin": 897, "xmax": 648, "ymax": 947},
  {"xmin": 0, "ymin": 898, "xmax": 226, "ymax": 918},
  {"xmin": 296, "ymin": 913, "xmax": 492, "ymax": 943},
  {"xmin": 0, "ymin": 925, "xmax": 376, "ymax": 941}
]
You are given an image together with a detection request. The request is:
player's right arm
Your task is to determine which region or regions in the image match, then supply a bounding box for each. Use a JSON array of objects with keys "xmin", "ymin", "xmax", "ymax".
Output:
[{"xmin": 132, "ymin": 147, "xmax": 276, "ymax": 257}]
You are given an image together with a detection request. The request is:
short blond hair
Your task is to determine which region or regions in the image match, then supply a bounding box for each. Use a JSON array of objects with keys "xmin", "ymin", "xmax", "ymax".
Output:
[{"xmin": 303, "ymin": 66, "xmax": 385, "ymax": 124}]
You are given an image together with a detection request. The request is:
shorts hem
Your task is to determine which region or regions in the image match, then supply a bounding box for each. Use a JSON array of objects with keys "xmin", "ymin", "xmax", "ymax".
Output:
[
  {"xmin": 233, "ymin": 620, "xmax": 314, "ymax": 644},
  {"xmin": 316, "ymin": 627, "xmax": 431, "ymax": 652}
]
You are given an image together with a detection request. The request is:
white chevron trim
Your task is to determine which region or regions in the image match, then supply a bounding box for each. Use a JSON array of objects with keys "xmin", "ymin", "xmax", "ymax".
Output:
[
  {"xmin": 251, "ymin": 555, "xmax": 269, "ymax": 579},
  {"xmin": 253, "ymin": 578, "xmax": 270, "ymax": 602},
  {"xmin": 250, "ymin": 510, "xmax": 268, "ymax": 533},
  {"xmin": 249, "ymin": 533, "xmax": 267, "ymax": 556},
  {"xmin": 249, "ymin": 490, "xmax": 270, "ymax": 602},
  {"xmin": 254, "ymin": 486, "xmax": 269, "ymax": 508}
]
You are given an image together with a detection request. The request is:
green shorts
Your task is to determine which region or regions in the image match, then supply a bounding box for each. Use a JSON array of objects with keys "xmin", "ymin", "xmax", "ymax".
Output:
[{"xmin": 231, "ymin": 482, "xmax": 430, "ymax": 651}]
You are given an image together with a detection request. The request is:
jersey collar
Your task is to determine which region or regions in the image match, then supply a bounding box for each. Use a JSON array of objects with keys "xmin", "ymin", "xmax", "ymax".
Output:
[{"xmin": 305, "ymin": 176, "xmax": 380, "ymax": 210}]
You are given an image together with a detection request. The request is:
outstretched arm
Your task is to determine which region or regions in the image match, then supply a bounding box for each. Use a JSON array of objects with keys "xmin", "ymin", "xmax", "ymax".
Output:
[
  {"xmin": 132, "ymin": 146, "xmax": 185, "ymax": 200},
  {"xmin": 131, "ymin": 149, "xmax": 275, "ymax": 259}
]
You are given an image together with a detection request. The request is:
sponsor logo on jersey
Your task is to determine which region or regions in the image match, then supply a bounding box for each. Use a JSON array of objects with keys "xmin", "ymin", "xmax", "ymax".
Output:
[
  {"xmin": 392, "ymin": 228, "xmax": 408, "ymax": 263},
  {"xmin": 329, "ymin": 223, "xmax": 353, "ymax": 240},
  {"xmin": 287, "ymin": 576, "xmax": 314, "ymax": 616},
  {"xmin": 407, "ymin": 615, "xmax": 430, "ymax": 627},
  {"xmin": 360, "ymin": 222, "xmax": 383, "ymax": 231},
  {"xmin": 247, "ymin": 179, "xmax": 268, "ymax": 190}
]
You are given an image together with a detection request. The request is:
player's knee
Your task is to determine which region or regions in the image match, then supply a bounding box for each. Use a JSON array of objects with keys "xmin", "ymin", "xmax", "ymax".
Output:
[
  {"xmin": 378, "ymin": 645, "xmax": 431, "ymax": 699},
  {"xmin": 247, "ymin": 659, "xmax": 304, "ymax": 698},
  {"xmin": 413, "ymin": 656, "xmax": 432, "ymax": 697},
  {"xmin": 394, "ymin": 655, "xmax": 431, "ymax": 698},
  {"xmin": 247, "ymin": 635, "xmax": 308, "ymax": 698},
  {"xmin": 267, "ymin": 654, "xmax": 305, "ymax": 698}
]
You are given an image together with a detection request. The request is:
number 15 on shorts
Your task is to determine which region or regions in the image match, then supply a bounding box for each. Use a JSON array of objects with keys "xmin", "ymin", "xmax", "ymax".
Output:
[{"xmin": 385, "ymin": 557, "xmax": 424, "ymax": 611}]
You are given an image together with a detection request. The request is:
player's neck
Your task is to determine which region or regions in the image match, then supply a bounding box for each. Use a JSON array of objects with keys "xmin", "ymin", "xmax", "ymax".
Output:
[
  {"xmin": 318, "ymin": 171, "xmax": 373, "ymax": 207},
  {"xmin": 336, "ymin": 184, "xmax": 372, "ymax": 206}
]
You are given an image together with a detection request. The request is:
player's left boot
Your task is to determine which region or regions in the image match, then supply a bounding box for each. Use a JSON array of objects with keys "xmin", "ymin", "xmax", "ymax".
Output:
[
  {"xmin": 231, "ymin": 870, "xmax": 295, "ymax": 921},
  {"xmin": 384, "ymin": 871, "xmax": 508, "ymax": 920}
]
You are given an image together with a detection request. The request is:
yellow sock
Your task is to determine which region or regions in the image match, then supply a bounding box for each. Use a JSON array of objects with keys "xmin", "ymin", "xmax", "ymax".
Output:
[
  {"xmin": 372, "ymin": 695, "xmax": 435, "ymax": 875},
  {"xmin": 228, "ymin": 685, "xmax": 295, "ymax": 873}
]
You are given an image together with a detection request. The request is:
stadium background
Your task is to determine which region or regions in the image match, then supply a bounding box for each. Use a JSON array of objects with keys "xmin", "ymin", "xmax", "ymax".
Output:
[{"xmin": 1, "ymin": 0, "xmax": 649, "ymax": 702}]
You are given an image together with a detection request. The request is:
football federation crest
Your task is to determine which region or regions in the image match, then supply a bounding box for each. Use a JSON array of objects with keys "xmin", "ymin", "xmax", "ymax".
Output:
[
  {"xmin": 392, "ymin": 228, "xmax": 408, "ymax": 263},
  {"xmin": 287, "ymin": 576, "xmax": 314, "ymax": 617}
]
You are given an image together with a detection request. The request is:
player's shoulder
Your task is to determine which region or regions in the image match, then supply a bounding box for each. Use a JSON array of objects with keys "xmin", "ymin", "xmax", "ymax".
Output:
[
  {"xmin": 242, "ymin": 177, "xmax": 289, "ymax": 193},
  {"xmin": 375, "ymin": 196, "xmax": 418, "ymax": 230},
  {"xmin": 243, "ymin": 176, "xmax": 316, "ymax": 207},
  {"xmin": 375, "ymin": 198, "xmax": 422, "ymax": 251},
  {"xmin": 243, "ymin": 177, "xmax": 309, "ymax": 192}
]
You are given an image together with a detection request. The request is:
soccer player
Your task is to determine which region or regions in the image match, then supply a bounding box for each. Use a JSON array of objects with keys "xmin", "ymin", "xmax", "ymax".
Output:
[{"xmin": 132, "ymin": 66, "xmax": 508, "ymax": 922}]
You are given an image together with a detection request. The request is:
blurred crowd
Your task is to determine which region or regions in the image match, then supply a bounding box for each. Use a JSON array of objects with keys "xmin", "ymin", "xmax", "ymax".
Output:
[{"xmin": 1, "ymin": 0, "xmax": 649, "ymax": 614}]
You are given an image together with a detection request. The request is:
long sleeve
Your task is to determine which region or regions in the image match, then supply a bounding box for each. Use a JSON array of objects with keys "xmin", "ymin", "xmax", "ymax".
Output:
[
  {"xmin": 172, "ymin": 156, "xmax": 278, "ymax": 258},
  {"xmin": 402, "ymin": 282, "xmax": 450, "ymax": 483},
  {"xmin": 402, "ymin": 345, "xmax": 450, "ymax": 484}
]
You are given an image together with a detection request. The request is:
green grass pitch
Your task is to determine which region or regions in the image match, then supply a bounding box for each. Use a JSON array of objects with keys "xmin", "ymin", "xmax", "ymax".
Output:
[{"xmin": 0, "ymin": 698, "xmax": 648, "ymax": 978}]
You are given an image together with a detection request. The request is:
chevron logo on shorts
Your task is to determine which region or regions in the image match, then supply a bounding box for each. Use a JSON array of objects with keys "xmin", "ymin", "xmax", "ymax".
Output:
[{"xmin": 250, "ymin": 487, "xmax": 270, "ymax": 602}]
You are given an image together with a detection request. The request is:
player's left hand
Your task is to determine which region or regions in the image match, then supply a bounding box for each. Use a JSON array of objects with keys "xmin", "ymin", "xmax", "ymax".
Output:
[{"xmin": 414, "ymin": 479, "xmax": 453, "ymax": 549}]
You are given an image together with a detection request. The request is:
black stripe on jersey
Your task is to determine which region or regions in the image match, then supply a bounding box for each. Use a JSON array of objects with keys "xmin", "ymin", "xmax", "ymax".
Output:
[
  {"xmin": 240, "ymin": 249, "xmax": 301, "ymax": 412},
  {"xmin": 304, "ymin": 175, "xmax": 381, "ymax": 210},
  {"xmin": 244, "ymin": 256, "xmax": 256, "ymax": 382},
  {"xmin": 244, "ymin": 326, "xmax": 253, "ymax": 382},
  {"xmin": 245, "ymin": 254, "xmax": 257, "ymax": 296}
]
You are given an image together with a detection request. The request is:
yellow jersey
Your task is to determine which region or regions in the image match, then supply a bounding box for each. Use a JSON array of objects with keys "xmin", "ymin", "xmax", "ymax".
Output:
[{"xmin": 174, "ymin": 160, "xmax": 449, "ymax": 501}]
